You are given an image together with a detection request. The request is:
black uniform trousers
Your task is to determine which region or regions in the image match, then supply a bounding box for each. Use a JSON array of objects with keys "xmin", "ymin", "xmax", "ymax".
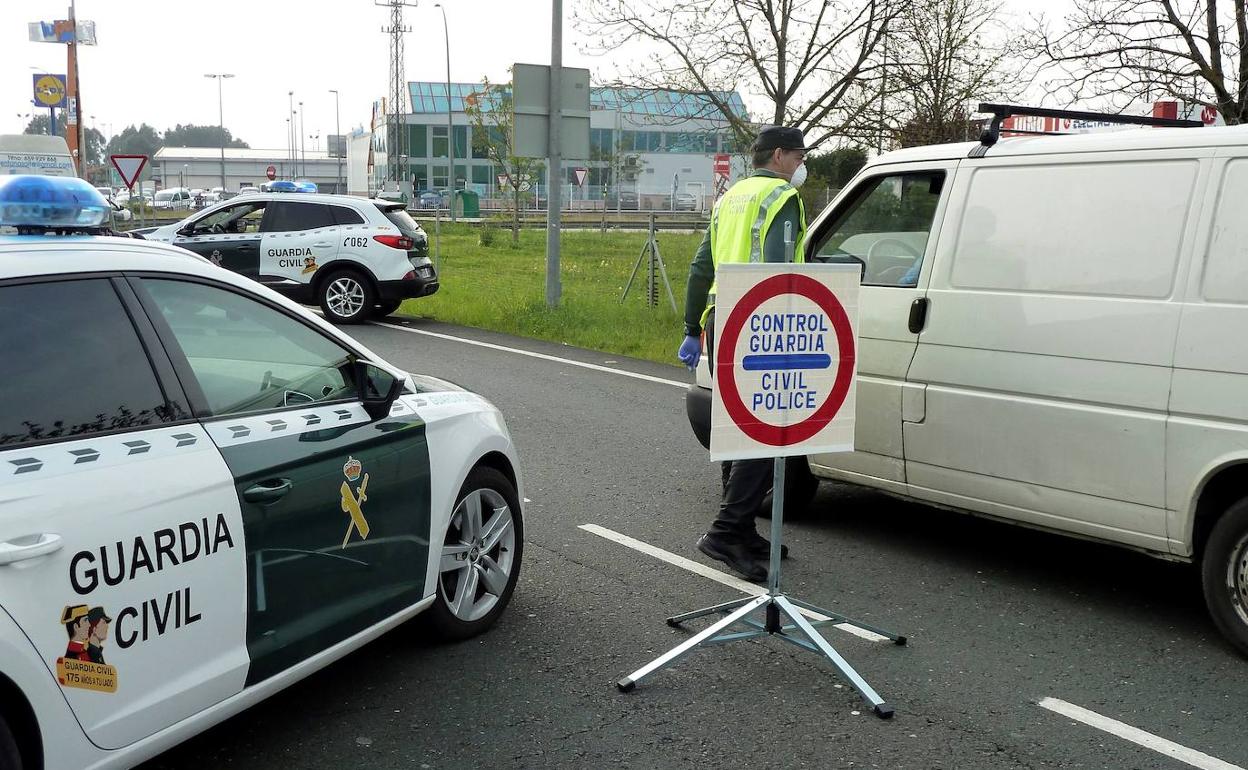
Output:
[{"xmin": 705, "ymin": 307, "xmax": 772, "ymax": 541}]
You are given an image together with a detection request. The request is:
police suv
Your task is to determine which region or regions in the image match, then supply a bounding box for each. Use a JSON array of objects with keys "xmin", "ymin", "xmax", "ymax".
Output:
[
  {"xmin": 138, "ymin": 181, "xmax": 438, "ymax": 323},
  {"xmin": 0, "ymin": 176, "xmax": 523, "ymax": 769}
]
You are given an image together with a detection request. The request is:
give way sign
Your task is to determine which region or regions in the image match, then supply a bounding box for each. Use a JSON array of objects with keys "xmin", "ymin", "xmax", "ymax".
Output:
[
  {"xmin": 110, "ymin": 154, "xmax": 148, "ymax": 190},
  {"xmin": 710, "ymin": 263, "xmax": 860, "ymax": 461}
]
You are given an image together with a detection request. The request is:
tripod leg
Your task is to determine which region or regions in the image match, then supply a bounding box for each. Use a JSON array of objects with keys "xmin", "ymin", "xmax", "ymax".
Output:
[
  {"xmin": 618, "ymin": 595, "xmax": 769, "ymax": 692},
  {"xmin": 667, "ymin": 595, "xmax": 755, "ymax": 627},
  {"xmin": 652, "ymin": 237, "xmax": 679, "ymax": 312},
  {"xmin": 619, "ymin": 243, "xmax": 648, "ymax": 303},
  {"xmin": 786, "ymin": 597, "xmax": 906, "ymax": 645},
  {"xmin": 773, "ymin": 596, "xmax": 894, "ymax": 719}
]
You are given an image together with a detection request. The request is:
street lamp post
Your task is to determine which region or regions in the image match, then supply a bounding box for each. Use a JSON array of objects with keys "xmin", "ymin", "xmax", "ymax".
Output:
[
  {"xmin": 204, "ymin": 73, "xmax": 234, "ymax": 191},
  {"xmin": 329, "ymin": 89, "xmax": 343, "ymax": 193},
  {"xmin": 288, "ymin": 91, "xmax": 295, "ymax": 176},
  {"xmin": 299, "ymin": 101, "xmax": 306, "ymax": 179},
  {"xmin": 435, "ymin": 3, "xmax": 454, "ymax": 222}
]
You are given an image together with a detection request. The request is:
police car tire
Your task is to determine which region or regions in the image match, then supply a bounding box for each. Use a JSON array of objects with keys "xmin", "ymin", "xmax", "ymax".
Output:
[
  {"xmin": 1200, "ymin": 498, "xmax": 1248, "ymax": 658},
  {"xmin": 318, "ymin": 268, "xmax": 376, "ymax": 325},
  {"xmin": 0, "ymin": 715, "xmax": 21, "ymax": 770},
  {"xmin": 425, "ymin": 466, "xmax": 524, "ymax": 642}
]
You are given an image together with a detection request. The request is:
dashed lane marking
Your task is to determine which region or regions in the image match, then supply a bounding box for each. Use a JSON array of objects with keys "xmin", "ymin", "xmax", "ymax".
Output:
[
  {"xmin": 1038, "ymin": 697, "xmax": 1244, "ymax": 770},
  {"xmin": 579, "ymin": 523, "xmax": 887, "ymax": 642},
  {"xmin": 370, "ymin": 321, "xmax": 689, "ymax": 389}
]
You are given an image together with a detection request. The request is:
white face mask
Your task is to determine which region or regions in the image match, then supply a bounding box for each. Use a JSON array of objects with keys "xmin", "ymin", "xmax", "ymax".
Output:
[{"xmin": 789, "ymin": 163, "xmax": 807, "ymax": 189}]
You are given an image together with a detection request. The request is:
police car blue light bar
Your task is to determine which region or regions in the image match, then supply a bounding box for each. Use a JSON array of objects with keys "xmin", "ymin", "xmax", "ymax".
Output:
[
  {"xmin": 296, "ymin": 180, "xmax": 318, "ymax": 193},
  {"xmin": 267, "ymin": 180, "xmax": 299, "ymax": 193},
  {"xmin": 0, "ymin": 174, "xmax": 111, "ymax": 229}
]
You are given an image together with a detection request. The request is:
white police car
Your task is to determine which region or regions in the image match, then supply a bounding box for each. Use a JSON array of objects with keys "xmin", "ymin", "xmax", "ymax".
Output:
[
  {"xmin": 138, "ymin": 181, "xmax": 438, "ymax": 324},
  {"xmin": 0, "ymin": 176, "xmax": 522, "ymax": 769}
]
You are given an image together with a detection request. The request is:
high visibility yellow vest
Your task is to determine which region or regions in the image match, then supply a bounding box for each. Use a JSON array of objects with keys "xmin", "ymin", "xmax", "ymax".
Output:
[{"xmin": 704, "ymin": 175, "xmax": 807, "ymax": 323}]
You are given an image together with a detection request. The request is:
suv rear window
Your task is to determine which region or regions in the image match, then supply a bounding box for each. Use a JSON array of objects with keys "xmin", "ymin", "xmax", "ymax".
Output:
[
  {"xmin": 378, "ymin": 204, "xmax": 419, "ymax": 235},
  {"xmin": 263, "ymin": 202, "xmax": 337, "ymax": 232}
]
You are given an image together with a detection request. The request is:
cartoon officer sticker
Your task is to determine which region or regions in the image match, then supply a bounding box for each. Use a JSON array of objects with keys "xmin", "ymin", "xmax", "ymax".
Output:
[
  {"xmin": 302, "ymin": 255, "xmax": 318, "ymax": 275},
  {"xmin": 57, "ymin": 605, "xmax": 119, "ymax": 693}
]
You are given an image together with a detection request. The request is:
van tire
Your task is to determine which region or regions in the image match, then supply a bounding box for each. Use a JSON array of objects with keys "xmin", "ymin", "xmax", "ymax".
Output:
[
  {"xmin": 1200, "ymin": 498, "xmax": 1248, "ymax": 658},
  {"xmin": 318, "ymin": 268, "xmax": 375, "ymax": 324},
  {"xmin": 0, "ymin": 715, "xmax": 22, "ymax": 770}
]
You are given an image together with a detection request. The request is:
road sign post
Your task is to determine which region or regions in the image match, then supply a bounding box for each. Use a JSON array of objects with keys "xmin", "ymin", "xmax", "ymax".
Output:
[{"xmin": 618, "ymin": 262, "xmax": 907, "ymax": 718}]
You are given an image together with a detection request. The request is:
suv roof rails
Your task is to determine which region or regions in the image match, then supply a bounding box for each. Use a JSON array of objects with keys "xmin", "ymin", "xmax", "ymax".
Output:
[{"xmin": 970, "ymin": 102, "xmax": 1204, "ymax": 158}]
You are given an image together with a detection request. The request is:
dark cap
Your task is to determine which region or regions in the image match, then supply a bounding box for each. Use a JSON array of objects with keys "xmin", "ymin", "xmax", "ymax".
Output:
[
  {"xmin": 751, "ymin": 125, "xmax": 810, "ymax": 153},
  {"xmin": 87, "ymin": 606, "xmax": 112, "ymax": 624}
]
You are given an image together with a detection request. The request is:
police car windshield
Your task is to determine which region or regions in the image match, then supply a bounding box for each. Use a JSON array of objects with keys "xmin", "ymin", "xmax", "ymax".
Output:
[{"xmin": 378, "ymin": 204, "xmax": 419, "ymax": 235}]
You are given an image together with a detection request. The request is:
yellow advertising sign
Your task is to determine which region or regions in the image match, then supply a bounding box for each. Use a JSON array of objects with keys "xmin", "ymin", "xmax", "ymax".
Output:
[
  {"xmin": 32, "ymin": 74, "xmax": 66, "ymax": 108},
  {"xmin": 57, "ymin": 657, "xmax": 118, "ymax": 693}
]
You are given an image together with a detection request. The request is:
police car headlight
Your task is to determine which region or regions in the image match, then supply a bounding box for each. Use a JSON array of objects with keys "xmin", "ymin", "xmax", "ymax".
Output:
[{"xmin": 0, "ymin": 175, "xmax": 111, "ymax": 229}]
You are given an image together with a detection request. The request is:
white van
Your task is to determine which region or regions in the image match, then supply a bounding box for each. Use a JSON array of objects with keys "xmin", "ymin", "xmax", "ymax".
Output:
[
  {"xmin": 0, "ymin": 134, "xmax": 75, "ymax": 177},
  {"xmin": 688, "ymin": 116, "xmax": 1248, "ymax": 657}
]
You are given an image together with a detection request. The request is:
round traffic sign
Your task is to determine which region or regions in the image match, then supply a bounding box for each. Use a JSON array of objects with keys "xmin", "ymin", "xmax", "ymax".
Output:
[
  {"xmin": 33, "ymin": 75, "xmax": 66, "ymax": 108},
  {"xmin": 266, "ymin": 165, "xmax": 277, "ymax": 181},
  {"xmin": 717, "ymin": 273, "xmax": 855, "ymax": 446}
]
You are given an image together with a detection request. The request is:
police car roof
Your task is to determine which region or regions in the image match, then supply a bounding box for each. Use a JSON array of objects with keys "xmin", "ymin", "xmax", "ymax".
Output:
[
  {"xmin": 0, "ymin": 234, "xmax": 227, "ymax": 281},
  {"xmin": 228, "ymin": 191, "xmax": 403, "ymax": 208}
]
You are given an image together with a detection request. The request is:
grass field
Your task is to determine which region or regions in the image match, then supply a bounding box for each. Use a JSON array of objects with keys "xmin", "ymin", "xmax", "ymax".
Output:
[{"xmin": 398, "ymin": 223, "xmax": 704, "ymax": 365}]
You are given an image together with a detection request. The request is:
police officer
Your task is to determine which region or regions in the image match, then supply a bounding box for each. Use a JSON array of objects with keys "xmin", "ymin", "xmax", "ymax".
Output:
[{"xmin": 678, "ymin": 125, "xmax": 810, "ymax": 582}]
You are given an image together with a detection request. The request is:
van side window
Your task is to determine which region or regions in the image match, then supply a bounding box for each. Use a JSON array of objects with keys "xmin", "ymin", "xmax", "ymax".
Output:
[
  {"xmin": 813, "ymin": 172, "xmax": 945, "ymax": 287},
  {"xmin": 1202, "ymin": 159, "xmax": 1248, "ymax": 303}
]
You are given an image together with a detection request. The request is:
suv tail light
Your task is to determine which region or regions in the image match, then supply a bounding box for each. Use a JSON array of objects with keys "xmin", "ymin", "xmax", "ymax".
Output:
[{"xmin": 373, "ymin": 234, "xmax": 414, "ymax": 250}]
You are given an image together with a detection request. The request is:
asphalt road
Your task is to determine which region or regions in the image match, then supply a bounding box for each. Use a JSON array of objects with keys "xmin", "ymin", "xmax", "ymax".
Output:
[{"xmin": 143, "ymin": 316, "xmax": 1248, "ymax": 770}]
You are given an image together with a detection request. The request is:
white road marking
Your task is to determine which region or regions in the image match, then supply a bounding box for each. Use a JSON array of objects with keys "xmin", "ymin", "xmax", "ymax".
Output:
[
  {"xmin": 1038, "ymin": 698, "xmax": 1244, "ymax": 770},
  {"xmin": 579, "ymin": 523, "xmax": 887, "ymax": 642},
  {"xmin": 371, "ymin": 321, "xmax": 689, "ymax": 389}
]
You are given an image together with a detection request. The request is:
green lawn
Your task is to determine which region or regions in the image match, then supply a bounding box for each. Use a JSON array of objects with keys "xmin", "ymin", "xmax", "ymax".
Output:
[{"xmin": 398, "ymin": 223, "xmax": 704, "ymax": 365}]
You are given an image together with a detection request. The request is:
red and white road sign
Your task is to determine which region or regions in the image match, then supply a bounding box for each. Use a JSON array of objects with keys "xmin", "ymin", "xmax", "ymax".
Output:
[
  {"xmin": 109, "ymin": 154, "xmax": 147, "ymax": 190},
  {"xmin": 497, "ymin": 173, "xmax": 511, "ymax": 188},
  {"xmin": 266, "ymin": 165, "xmax": 277, "ymax": 181},
  {"xmin": 713, "ymin": 153, "xmax": 730, "ymax": 177},
  {"xmin": 573, "ymin": 167, "xmax": 588, "ymax": 186},
  {"xmin": 710, "ymin": 263, "xmax": 860, "ymax": 461}
]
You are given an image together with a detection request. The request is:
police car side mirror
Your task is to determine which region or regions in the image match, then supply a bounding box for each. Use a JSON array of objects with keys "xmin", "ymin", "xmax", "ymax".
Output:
[{"xmin": 356, "ymin": 361, "xmax": 404, "ymax": 420}]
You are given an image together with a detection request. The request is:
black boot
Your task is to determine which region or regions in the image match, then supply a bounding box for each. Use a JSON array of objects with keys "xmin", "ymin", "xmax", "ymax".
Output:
[
  {"xmin": 745, "ymin": 533, "xmax": 789, "ymax": 560},
  {"xmin": 697, "ymin": 533, "xmax": 767, "ymax": 582}
]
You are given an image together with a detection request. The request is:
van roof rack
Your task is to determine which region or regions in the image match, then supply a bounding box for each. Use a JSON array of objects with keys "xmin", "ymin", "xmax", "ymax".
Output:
[{"xmin": 971, "ymin": 103, "xmax": 1203, "ymax": 157}]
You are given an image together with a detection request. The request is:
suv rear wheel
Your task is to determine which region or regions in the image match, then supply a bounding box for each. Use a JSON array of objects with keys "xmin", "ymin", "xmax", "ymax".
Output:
[
  {"xmin": 0, "ymin": 715, "xmax": 22, "ymax": 770},
  {"xmin": 318, "ymin": 268, "xmax": 375, "ymax": 324}
]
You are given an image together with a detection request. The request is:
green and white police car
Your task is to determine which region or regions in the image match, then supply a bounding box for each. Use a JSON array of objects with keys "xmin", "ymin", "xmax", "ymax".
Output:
[
  {"xmin": 137, "ymin": 181, "xmax": 438, "ymax": 324},
  {"xmin": 0, "ymin": 176, "xmax": 522, "ymax": 769}
]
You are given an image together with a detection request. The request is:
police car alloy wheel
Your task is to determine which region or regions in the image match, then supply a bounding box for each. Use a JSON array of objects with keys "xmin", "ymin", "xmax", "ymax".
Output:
[
  {"xmin": 319, "ymin": 268, "xmax": 376, "ymax": 324},
  {"xmin": 426, "ymin": 467, "xmax": 523, "ymax": 641}
]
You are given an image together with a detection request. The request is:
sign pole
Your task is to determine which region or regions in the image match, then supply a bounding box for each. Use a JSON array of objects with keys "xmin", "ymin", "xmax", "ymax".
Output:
[
  {"xmin": 617, "ymin": 259, "xmax": 907, "ymax": 718},
  {"xmin": 545, "ymin": 0, "xmax": 563, "ymax": 308}
]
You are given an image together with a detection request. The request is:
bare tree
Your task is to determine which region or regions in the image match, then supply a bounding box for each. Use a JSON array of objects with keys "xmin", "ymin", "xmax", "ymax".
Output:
[
  {"xmin": 464, "ymin": 78, "xmax": 544, "ymax": 244},
  {"xmin": 1032, "ymin": 0, "xmax": 1248, "ymax": 125},
  {"xmin": 888, "ymin": 0, "xmax": 1028, "ymax": 147},
  {"xmin": 574, "ymin": 0, "xmax": 904, "ymax": 147}
]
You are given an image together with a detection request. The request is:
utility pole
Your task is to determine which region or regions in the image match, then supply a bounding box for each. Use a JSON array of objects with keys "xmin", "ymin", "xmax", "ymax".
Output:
[
  {"xmin": 546, "ymin": 0, "xmax": 563, "ymax": 307},
  {"xmin": 329, "ymin": 89, "xmax": 342, "ymax": 193},
  {"xmin": 299, "ymin": 101, "xmax": 306, "ymax": 178},
  {"xmin": 378, "ymin": 1, "xmax": 416, "ymax": 188},
  {"xmin": 67, "ymin": 0, "xmax": 84, "ymax": 177},
  {"xmin": 435, "ymin": 3, "xmax": 454, "ymax": 221},
  {"xmin": 205, "ymin": 73, "xmax": 234, "ymax": 191},
  {"xmin": 288, "ymin": 91, "xmax": 295, "ymax": 177}
]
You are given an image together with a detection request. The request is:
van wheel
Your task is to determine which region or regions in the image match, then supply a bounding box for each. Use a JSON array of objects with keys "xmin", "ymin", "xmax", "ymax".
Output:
[
  {"xmin": 318, "ymin": 268, "xmax": 375, "ymax": 324},
  {"xmin": 1200, "ymin": 498, "xmax": 1248, "ymax": 657},
  {"xmin": 757, "ymin": 456, "xmax": 820, "ymax": 519},
  {"xmin": 0, "ymin": 715, "xmax": 22, "ymax": 770},
  {"xmin": 424, "ymin": 467, "xmax": 523, "ymax": 642}
]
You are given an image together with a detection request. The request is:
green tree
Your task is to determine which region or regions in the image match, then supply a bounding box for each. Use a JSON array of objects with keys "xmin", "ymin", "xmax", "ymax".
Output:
[
  {"xmin": 464, "ymin": 77, "xmax": 544, "ymax": 244},
  {"xmin": 104, "ymin": 124, "xmax": 162, "ymax": 159},
  {"xmin": 162, "ymin": 124, "xmax": 249, "ymax": 148},
  {"xmin": 806, "ymin": 147, "xmax": 868, "ymax": 188}
]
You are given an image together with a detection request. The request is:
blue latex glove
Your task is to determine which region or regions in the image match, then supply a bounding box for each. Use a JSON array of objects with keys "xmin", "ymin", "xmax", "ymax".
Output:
[{"xmin": 678, "ymin": 334, "xmax": 702, "ymax": 370}]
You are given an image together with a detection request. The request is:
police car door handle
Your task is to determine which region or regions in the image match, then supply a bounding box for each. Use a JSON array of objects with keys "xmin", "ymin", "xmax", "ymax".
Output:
[
  {"xmin": 0, "ymin": 533, "xmax": 63, "ymax": 565},
  {"xmin": 312, "ymin": 241, "xmax": 332, "ymax": 248},
  {"xmin": 243, "ymin": 478, "xmax": 293, "ymax": 503},
  {"xmin": 237, "ymin": 244, "xmax": 257, "ymax": 252}
]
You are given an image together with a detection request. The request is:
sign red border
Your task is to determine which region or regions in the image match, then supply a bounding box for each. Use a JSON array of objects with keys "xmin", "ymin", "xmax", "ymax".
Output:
[
  {"xmin": 716, "ymin": 272, "xmax": 855, "ymax": 447},
  {"xmin": 109, "ymin": 154, "xmax": 148, "ymax": 189}
]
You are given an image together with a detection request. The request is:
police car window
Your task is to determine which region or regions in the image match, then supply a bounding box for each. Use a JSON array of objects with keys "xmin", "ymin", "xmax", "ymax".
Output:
[
  {"xmin": 331, "ymin": 205, "xmax": 366, "ymax": 225},
  {"xmin": 143, "ymin": 280, "xmax": 358, "ymax": 417},
  {"xmin": 262, "ymin": 202, "xmax": 337, "ymax": 232},
  {"xmin": 190, "ymin": 202, "xmax": 266, "ymax": 235},
  {"xmin": 814, "ymin": 171, "xmax": 945, "ymax": 287},
  {"xmin": 0, "ymin": 279, "xmax": 178, "ymax": 448}
]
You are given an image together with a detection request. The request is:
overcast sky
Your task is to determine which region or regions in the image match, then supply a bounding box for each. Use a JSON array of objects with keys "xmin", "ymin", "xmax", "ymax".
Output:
[{"xmin": 2, "ymin": 0, "xmax": 1073, "ymax": 151}]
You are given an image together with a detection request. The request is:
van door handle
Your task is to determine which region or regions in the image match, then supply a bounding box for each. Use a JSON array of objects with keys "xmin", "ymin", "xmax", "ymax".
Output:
[
  {"xmin": 243, "ymin": 478, "xmax": 293, "ymax": 503},
  {"xmin": 0, "ymin": 533, "xmax": 64, "ymax": 565},
  {"xmin": 908, "ymin": 297, "xmax": 929, "ymax": 334}
]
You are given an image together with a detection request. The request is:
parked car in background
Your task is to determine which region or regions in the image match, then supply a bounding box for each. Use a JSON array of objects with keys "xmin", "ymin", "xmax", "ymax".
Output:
[
  {"xmin": 673, "ymin": 192, "xmax": 699, "ymax": 211},
  {"xmin": 153, "ymin": 188, "xmax": 193, "ymax": 210},
  {"xmin": 417, "ymin": 190, "xmax": 444, "ymax": 209},
  {"xmin": 617, "ymin": 189, "xmax": 639, "ymax": 210}
]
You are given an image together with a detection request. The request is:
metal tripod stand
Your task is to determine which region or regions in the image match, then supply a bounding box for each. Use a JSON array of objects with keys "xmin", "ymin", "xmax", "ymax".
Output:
[
  {"xmin": 619, "ymin": 213, "xmax": 678, "ymax": 311},
  {"xmin": 617, "ymin": 457, "xmax": 906, "ymax": 718}
]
